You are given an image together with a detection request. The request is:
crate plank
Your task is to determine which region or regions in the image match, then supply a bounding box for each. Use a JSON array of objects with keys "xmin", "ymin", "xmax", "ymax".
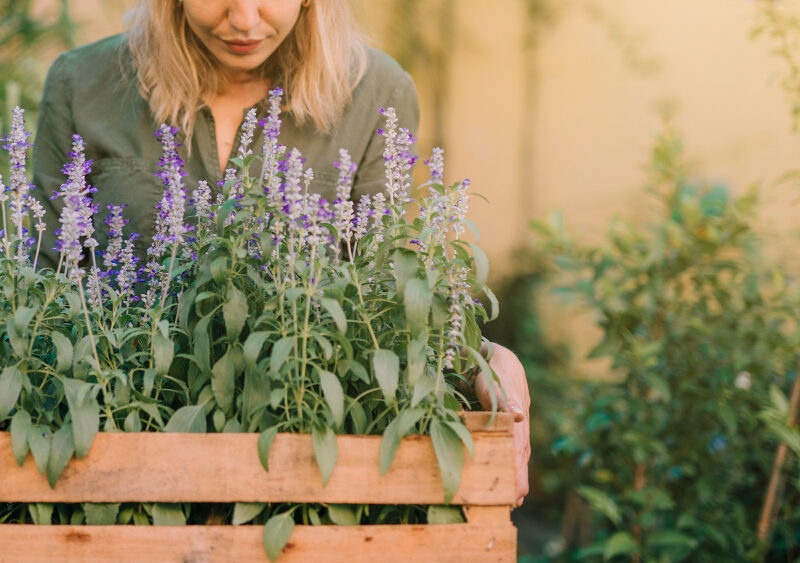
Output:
[
  {"xmin": 0, "ymin": 413, "xmax": 515, "ymax": 505},
  {"xmin": 0, "ymin": 523, "xmax": 517, "ymax": 562},
  {"xmin": 464, "ymin": 506, "xmax": 511, "ymax": 524}
]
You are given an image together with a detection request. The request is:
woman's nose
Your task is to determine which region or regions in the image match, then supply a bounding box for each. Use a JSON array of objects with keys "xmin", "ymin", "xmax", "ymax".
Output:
[{"xmin": 228, "ymin": 0, "xmax": 261, "ymax": 32}]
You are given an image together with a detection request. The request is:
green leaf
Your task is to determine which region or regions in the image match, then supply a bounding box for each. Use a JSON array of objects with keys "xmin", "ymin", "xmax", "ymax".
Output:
[
  {"xmin": 427, "ymin": 505, "xmax": 465, "ymax": 524},
  {"xmin": 223, "ymin": 286, "xmax": 248, "ymax": 342},
  {"xmin": 404, "ymin": 278, "xmax": 432, "ymax": 336},
  {"xmin": 482, "ymin": 287, "xmax": 499, "ymax": 322},
  {"xmin": 603, "ymin": 531, "xmax": 638, "ymax": 561},
  {"xmin": 346, "ymin": 360, "xmax": 370, "ymax": 385},
  {"xmin": 152, "ymin": 333, "xmax": 174, "ymax": 376},
  {"xmin": 0, "ymin": 366, "xmax": 23, "ymax": 420},
  {"xmin": 10, "ymin": 409, "xmax": 31, "ymax": 465},
  {"xmin": 465, "ymin": 345, "xmax": 498, "ymax": 420},
  {"xmin": 312, "ymin": 423, "xmax": 338, "ymax": 487},
  {"xmin": 373, "ymin": 349, "xmax": 399, "ymax": 403},
  {"xmin": 406, "ymin": 335, "xmax": 427, "ymax": 386},
  {"xmin": 320, "ymin": 297, "xmax": 347, "ymax": 335},
  {"xmin": 243, "ymin": 331, "xmax": 270, "ymax": 371},
  {"xmin": 319, "ymin": 370, "xmax": 344, "ymax": 427},
  {"xmin": 577, "ymin": 486, "xmax": 622, "ymax": 526},
  {"xmin": 233, "ymin": 502, "xmax": 266, "ymax": 525},
  {"xmin": 124, "ymin": 410, "xmax": 141, "ymax": 433},
  {"xmin": 430, "ymin": 418, "xmax": 465, "ymax": 503},
  {"xmin": 258, "ymin": 426, "xmax": 279, "ymax": 471},
  {"xmin": 328, "ymin": 504, "xmax": 358, "ymax": 526},
  {"xmin": 469, "ymin": 243, "xmax": 489, "ymax": 290},
  {"xmin": 211, "ymin": 351, "xmax": 235, "ymax": 414},
  {"xmin": 646, "ymin": 529, "xmax": 698, "ymax": 550},
  {"xmin": 28, "ymin": 425, "xmax": 51, "ymax": 475},
  {"xmin": 14, "ymin": 306, "xmax": 36, "ymax": 335},
  {"xmin": 766, "ymin": 419, "xmax": 800, "ymax": 455},
  {"xmin": 50, "ymin": 332, "xmax": 74, "ymax": 374},
  {"xmin": 443, "ymin": 420, "xmax": 475, "ymax": 459},
  {"xmin": 165, "ymin": 405, "xmax": 207, "ymax": 433},
  {"xmin": 587, "ymin": 336, "xmax": 616, "ymax": 360},
  {"xmin": 152, "ymin": 503, "xmax": 186, "ymax": 526},
  {"xmin": 6, "ymin": 319, "xmax": 27, "ymax": 357},
  {"xmin": 270, "ymin": 337, "xmax": 295, "ymax": 377},
  {"xmin": 314, "ymin": 334, "xmax": 333, "ymax": 360},
  {"xmin": 84, "ymin": 503, "xmax": 121, "ymax": 525},
  {"xmin": 47, "ymin": 423, "xmax": 75, "ymax": 488},
  {"xmin": 63, "ymin": 379, "xmax": 99, "ymax": 458},
  {"xmin": 391, "ymin": 248, "xmax": 419, "ymax": 296},
  {"xmin": 770, "ymin": 385, "xmax": 789, "ymax": 416},
  {"xmin": 29, "ymin": 503, "xmax": 53, "ymax": 525},
  {"xmin": 379, "ymin": 408, "xmax": 425, "ymax": 474},
  {"xmin": 193, "ymin": 315, "xmax": 212, "ymax": 372},
  {"xmin": 346, "ymin": 398, "xmax": 367, "ymax": 433},
  {"xmin": 263, "ymin": 512, "xmax": 295, "ymax": 562},
  {"xmin": 411, "ymin": 374, "xmax": 435, "ymax": 408}
]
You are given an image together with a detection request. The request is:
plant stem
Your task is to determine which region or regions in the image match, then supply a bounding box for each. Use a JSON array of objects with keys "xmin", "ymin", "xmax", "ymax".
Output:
[
  {"xmin": 757, "ymin": 368, "xmax": 800, "ymax": 548},
  {"xmin": 32, "ymin": 230, "xmax": 42, "ymax": 271},
  {"xmin": 161, "ymin": 244, "xmax": 178, "ymax": 304},
  {"xmin": 76, "ymin": 278, "xmax": 101, "ymax": 370}
]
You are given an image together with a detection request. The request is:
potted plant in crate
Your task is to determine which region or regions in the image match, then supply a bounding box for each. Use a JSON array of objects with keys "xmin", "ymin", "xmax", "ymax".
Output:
[{"xmin": 0, "ymin": 91, "xmax": 517, "ymax": 561}]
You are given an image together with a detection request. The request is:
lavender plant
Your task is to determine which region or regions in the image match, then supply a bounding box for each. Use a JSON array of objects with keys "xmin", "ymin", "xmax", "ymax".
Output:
[{"xmin": 0, "ymin": 92, "xmax": 501, "ymax": 558}]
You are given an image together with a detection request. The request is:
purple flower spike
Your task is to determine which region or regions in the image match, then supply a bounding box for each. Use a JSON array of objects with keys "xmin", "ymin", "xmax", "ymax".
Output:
[{"xmin": 55, "ymin": 134, "xmax": 98, "ymax": 280}]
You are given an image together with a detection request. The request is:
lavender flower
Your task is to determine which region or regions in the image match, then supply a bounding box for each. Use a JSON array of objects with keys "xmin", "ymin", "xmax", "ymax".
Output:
[
  {"xmin": 425, "ymin": 147, "xmax": 444, "ymax": 185},
  {"xmin": 378, "ymin": 107, "xmax": 417, "ymax": 209},
  {"xmin": 53, "ymin": 135, "xmax": 98, "ymax": 280},
  {"xmin": 116, "ymin": 234, "xmax": 140, "ymax": 299},
  {"xmin": 443, "ymin": 270, "xmax": 470, "ymax": 369},
  {"xmin": 371, "ymin": 192, "xmax": 386, "ymax": 243},
  {"xmin": 86, "ymin": 266, "xmax": 103, "ymax": 309},
  {"xmin": 153, "ymin": 124, "xmax": 190, "ymax": 246},
  {"xmin": 191, "ymin": 180, "xmax": 213, "ymax": 225},
  {"xmin": 332, "ymin": 149, "xmax": 356, "ymax": 259},
  {"xmin": 283, "ymin": 148, "xmax": 305, "ymax": 223},
  {"xmin": 260, "ymin": 87, "xmax": 286, "ymax": 193},
  {"xmin": 451, "ymin": 178, "xmax": 470, "ymax": 240},
  {"xmin": 146, "ymin": 124, "xmax": 191, "ymax": 302},
  {"xmin": 353, "ymin": 194, "xmax": 371, "ymax": 242},
  {"xmin": 103, "ymin": 204, "xmax": 128, "ymax": 269},
  {"xmin": 2, "ymin": 108, "xmax": 35, "ymax": 264},
  {"xmin": 237, "ymin": 108, "xmax": 258, "ymax": 159},
  {"xmin": 27, "ymin": 197, "xmax": 46, "ymax": 268}
]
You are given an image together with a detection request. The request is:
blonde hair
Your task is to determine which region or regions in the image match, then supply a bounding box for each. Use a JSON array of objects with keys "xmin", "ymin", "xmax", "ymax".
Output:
[{"xmin": 125, "ymin": 0, "xmax": 367, "ymax": 142}]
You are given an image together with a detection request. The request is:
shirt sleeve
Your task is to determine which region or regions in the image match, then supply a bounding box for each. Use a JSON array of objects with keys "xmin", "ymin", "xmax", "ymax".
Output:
[
  {"xmin": 31, "ymin": 53, "xmax": 74, "ymax": 270},
  {"xmin": 351, "ymin": 70, "xmax": 420, "ymax": 202}
]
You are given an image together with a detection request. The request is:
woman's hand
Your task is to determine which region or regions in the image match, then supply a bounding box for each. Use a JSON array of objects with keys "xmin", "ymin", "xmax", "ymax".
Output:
[{"xmin": 473, "ymin": 343, "xmax": 531, "ymax": 507}]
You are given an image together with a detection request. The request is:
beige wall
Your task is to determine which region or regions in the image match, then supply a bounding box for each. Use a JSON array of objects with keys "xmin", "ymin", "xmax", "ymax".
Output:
[{"xmin": 47, "ymin": 0, "xmax": 800, "ymax": 277}]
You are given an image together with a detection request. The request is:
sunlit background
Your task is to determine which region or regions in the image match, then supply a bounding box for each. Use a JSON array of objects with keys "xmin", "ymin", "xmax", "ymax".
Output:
[{"xmin": 5, "ymin": 0, "xmax": 800, "ymax": 559}]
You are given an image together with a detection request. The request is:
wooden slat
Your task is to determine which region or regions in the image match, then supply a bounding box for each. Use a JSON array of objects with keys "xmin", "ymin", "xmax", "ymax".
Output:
[
  {"xmin": 0, "ymin": 524, "xmax": 517, "ymax": 563},
  {"xmin": 464, "ymin": 506, "xmax": 511, "ymax": 524},
  {"xmin": 460, "ymin": 411, "xmax": 514, "ymax": 433},
  {"xmin": 0, "ymin": 415, "xmax": 515, "ymax": 504}
]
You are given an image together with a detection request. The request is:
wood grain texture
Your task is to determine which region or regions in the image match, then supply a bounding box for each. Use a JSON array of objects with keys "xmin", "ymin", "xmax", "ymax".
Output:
[
  {"xmin": 0, "ymin": 412, "xmax": 515, "ymax": 505},
  {"xmin": 0, "ymin": 523, "xmax": 517, "ymax": 562},
  {"xmin": 465, "ymin": 506, "xmax": 511, "ymax": 524}
]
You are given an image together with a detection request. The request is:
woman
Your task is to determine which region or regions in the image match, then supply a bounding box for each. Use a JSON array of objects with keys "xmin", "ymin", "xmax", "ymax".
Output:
[{"xmin": 32, "ymin": 0, "xmax": 530, "ymax": 505}]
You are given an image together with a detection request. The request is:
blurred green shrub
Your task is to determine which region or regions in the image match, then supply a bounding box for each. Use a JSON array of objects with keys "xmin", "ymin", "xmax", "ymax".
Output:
[{"xmin": 532, "ymin": 126, "xmax": 800, "ymax": 561}]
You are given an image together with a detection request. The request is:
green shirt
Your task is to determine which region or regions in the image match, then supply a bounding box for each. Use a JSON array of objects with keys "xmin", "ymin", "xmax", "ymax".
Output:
[{"xmin": 32, "ymin": 34, "xmax": 419, "ymax": 268}]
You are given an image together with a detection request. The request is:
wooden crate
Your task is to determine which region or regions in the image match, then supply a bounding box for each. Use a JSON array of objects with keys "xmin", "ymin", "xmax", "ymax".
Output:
[{"xmin": 0, "ymin": 411, "xmax": 517, "ymax": 562}]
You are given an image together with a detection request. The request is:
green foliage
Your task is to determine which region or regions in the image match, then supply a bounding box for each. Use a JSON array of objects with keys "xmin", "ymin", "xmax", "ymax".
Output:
[{"xmin": 532, "ymin": 126, "xmax": 800, "ymax": 561}]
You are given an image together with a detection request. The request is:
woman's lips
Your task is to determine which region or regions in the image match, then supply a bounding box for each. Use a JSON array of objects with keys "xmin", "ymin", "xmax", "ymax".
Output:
[{"xmin": 222, "ymin": 40, "xmax": 262, "ymax": 54}]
